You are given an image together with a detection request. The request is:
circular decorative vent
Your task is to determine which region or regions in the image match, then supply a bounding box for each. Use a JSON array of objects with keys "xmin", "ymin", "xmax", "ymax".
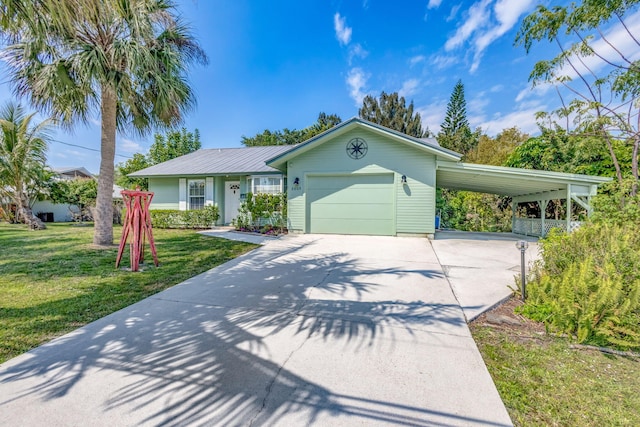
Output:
[{"xmin": 346, "ymin": 137, "xmax": 368, "ymax": 159}]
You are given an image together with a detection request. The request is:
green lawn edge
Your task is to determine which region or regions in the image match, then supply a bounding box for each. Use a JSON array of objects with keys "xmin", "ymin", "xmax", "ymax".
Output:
[{"xmin": 0, "ymin": 223, "xmax": 258, "ymax": 364}]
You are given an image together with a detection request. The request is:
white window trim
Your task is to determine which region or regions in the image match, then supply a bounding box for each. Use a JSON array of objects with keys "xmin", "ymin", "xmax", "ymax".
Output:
[
  {"xmin": 248, "ymin": 175, "xmax": 283, "ymax": 194},
  {"xmin": 188, "ymin": 179, "xmax": 206, "ymax": 210}
]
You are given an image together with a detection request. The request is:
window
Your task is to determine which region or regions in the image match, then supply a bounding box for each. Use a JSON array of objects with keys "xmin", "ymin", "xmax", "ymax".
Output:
[
  {"xmin": 250, "ymin": 176, "xmax": 282, "ymax": 194},
  {"xmin": 188, "ymin": 180, "xmax": 205, "ymax": 210}
]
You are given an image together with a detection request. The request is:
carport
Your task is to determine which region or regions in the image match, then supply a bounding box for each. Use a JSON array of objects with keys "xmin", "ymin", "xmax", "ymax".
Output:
[{"xmin": 436, "ymin": 161, "xmax": 612, "ymax": 237}]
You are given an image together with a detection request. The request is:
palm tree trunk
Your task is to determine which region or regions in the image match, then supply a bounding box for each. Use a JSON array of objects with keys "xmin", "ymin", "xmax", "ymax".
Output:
[
  {"xmin": 15, "ymin": 186, "xmax": 46, "ymax": 229},
  {"xmin": 93, "ymin": 83, "xmax": 117, "ymax": 246}
]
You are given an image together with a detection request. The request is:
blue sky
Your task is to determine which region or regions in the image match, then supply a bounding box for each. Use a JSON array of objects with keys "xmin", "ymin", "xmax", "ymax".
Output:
[{"xmin": 1, "ymin": 0, "xmax": 638, "ymax": 174}]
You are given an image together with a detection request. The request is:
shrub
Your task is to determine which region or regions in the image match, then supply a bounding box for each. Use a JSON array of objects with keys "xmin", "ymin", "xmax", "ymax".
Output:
[
  {"xmin": 150, "ymin": 205, "xmax": 219, "ymax": 229},
  {"xmin": 590, "ymin": 179, "xmax": 640, "ymax": 226},
  {"xmin": 233, "ymin": 193, "xmax": 286, "ymax": 234},
  {"xmin": 520, "ymin": 223, "xmax": 640, "ymax": 349}
]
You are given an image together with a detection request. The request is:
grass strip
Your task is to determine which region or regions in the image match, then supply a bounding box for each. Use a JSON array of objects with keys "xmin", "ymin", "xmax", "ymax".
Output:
[{"xmin": 0, "ymin": 223, "xmax": 257, "ymax": 364}]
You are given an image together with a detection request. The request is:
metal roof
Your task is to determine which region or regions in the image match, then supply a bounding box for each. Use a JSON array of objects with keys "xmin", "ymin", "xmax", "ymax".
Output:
[
  {"xmin": 436, "ymin": 161, "xmax": 611, "ymax": 197},
  {"xmin": 129, "ymin": 145, "xmax": 293, "ymax": 177},
  {"xmin": 53, "ymin": 166, "xmax": 94, "ymax": 178},
  {"xmin": 266, "ymin": 117, "xmax": 461, "ymax": 170}
]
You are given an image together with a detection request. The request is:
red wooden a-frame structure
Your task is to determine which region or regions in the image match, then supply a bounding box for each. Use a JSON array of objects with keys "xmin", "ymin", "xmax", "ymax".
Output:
[{"xmin": 116, "ymin": 189, "xmax": 159, "ymax": 272}]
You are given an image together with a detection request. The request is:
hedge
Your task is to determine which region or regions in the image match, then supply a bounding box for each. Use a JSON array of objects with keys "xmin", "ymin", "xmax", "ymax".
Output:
[{"xmin": 150, "ymin": 206, "xmax": 219, "ymax": 229}]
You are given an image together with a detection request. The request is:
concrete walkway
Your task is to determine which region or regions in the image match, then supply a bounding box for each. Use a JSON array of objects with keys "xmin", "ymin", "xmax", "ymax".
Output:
[
  {"xmin": 431, "ymin": 231, "xmax": 539, "ymax": 321},
  {"xmin": 0, "ymin": 233, "xmax": 513, "ymax": 426}
]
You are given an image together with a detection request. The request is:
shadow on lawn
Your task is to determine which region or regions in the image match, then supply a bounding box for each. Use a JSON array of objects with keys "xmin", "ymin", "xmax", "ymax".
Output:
[{"xmin": 0, "ymin": 237, "xmax": 501, "ymax": 426}]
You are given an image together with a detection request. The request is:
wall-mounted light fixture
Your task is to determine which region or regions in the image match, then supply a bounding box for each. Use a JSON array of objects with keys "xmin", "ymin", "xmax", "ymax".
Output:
[
  {"xmin": 401, "ymin": 175, "xmax": 407, "ymax": 184},
  {"xmin": 293, "ymin": 177, "xmax": 300, "ymax": 185}
]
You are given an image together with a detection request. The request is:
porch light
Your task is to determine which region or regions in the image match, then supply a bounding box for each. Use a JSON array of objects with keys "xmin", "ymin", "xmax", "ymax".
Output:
[
  {"xmin": 401, "ymin": 175, "xmax": 407, "ymax": 184},
  {"xmin": 293, "ymin": 177, "xmax": 300, "ymax": 185}
]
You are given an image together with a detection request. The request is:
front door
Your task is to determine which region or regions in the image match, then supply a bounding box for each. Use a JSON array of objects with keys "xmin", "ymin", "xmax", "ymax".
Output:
[{"xmin": 224, "ymin": 181, "xmax": 241, "ymax": 224}]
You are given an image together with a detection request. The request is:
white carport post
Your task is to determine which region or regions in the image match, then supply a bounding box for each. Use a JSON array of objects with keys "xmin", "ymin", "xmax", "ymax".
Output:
[
  {"xmin": 538, "ymin": 199, "xmax": 549, "ymax": 237},
  {"xmin": 566, "ymin": 183, "xmax": 572, "ymax": 233}
]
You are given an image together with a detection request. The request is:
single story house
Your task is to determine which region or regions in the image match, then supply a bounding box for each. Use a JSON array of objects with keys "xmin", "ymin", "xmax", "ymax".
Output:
[
  {"xmin": 32, "ymin": 167, "xmax": 123, "ymax": 222},
  {"xmin": 130, "ymin": 117, "xmax": 611, "ymax": 237}
]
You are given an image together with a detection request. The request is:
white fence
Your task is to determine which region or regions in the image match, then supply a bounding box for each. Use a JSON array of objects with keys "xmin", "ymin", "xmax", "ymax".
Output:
[{"xmin": 513, "ymin": 218, "xmax": 583, "ymax": 237}]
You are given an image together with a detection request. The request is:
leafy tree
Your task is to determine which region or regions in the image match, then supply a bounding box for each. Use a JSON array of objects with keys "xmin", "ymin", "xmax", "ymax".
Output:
[
  {"xmin": 117, "ymin": 127, "xmax": 201, "ymax": 189},
  {"xmin": 359, "ymin": 91, "xmax": 428, "ymax": 138},
  {"xmin": 0, "ymin": 102, "xmax": 52, "ymax": 229},
  {"xmin": 0, "ymin": 0, "xmax": 207, "ymax": 245},
  {"xmin": 241, "ymin": 113, "xmax": 342, "ymax": 146},
  {"xmin": 49, "ymin": 177, "xmax": 98, "ymax": 222},
  {"xmin": 437, "ymin": 80, "xmax": 478, "ymax": 155},
  {"xmin": 466, "ymin": 127, "xmax": 529, "ymax": 166},
  {"xmin": 506, "ymin": 130, "xmax": 632, "ymax": 177},
  {"xmin": 516, "ymin": 0, "xmax": 640, "ymax": 197},
  {"xmin": 148, "ymin": 128, "xmax": 201, "ymax": 164},
  {"xmin": 115, "ymin": 153, "xmax": 150, "ymax": 190}
]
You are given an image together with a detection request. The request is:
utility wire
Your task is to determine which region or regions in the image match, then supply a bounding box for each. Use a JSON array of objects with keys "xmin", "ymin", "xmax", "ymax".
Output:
[{"xmin": 51, "ymin": 138, "xmax": 134, "ymax": 159}]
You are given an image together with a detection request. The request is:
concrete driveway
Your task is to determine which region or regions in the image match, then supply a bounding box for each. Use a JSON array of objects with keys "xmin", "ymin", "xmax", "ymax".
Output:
[
  {"xmin": 431, "ymin": 231, "xmax": 540, "ymax": 321},
  {"xmin": 0, "ymin": 234, "xmax": 512, "ymax": 426}
]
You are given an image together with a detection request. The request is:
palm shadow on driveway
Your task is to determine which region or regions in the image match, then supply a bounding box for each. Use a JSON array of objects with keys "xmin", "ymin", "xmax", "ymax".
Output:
[{"xmin": 0, "ymin": 237, "xmax": 505, "ymax": 426}]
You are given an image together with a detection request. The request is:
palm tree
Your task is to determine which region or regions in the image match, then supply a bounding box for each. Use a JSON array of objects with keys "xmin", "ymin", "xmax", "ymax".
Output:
[
  {"xmin": 0, "ymin": 102, "xmax": 52, "ymax": 229},
  {"xmin": 0, "ymin": 0, "xmax": 207, "ymax": 245}
]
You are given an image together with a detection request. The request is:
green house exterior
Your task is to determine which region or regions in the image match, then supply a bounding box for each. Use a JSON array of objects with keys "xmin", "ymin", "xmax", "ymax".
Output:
[
  {"xmin": 130, "ymin": 117, "xmax": 610, "ymax": 237},
  {"xmin": 129, "ymin": 146, "xmax": 291, "ymax": 225},
  {"xmin": 267, "ymin": 120, "xmax": 460, "ymax": 236}
]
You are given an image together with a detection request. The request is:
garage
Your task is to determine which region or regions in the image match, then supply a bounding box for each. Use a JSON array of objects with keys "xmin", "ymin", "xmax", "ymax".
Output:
[{"xmin": 307, "ymin": 174, "xmax": 394, "ymax": 235}]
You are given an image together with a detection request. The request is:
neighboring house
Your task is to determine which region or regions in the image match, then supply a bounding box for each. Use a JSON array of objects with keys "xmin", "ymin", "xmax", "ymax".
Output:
[
  {"xmin": 32, "ymin": 167, "xmax": 123, "ymax": 222},
  {"xmin": 53, "ymin": 166, "xmax": 94, "ymax": 180},
  {"xmin": 130, "ymin": 117, "xmax": 611, "ymax": 237},
  {"xmin": 32, "ymin": 167, "xmax": 94, "ymax": 222}
]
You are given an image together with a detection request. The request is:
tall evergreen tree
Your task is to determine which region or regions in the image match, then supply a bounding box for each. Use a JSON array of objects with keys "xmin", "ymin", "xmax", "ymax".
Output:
[
  {"xmin": 437, "ymin": 80, "xmax": 477, "ymax": 155},
  {"xmin": 359, "ymin": 91, "xmax": 428, "ymax": 138}
]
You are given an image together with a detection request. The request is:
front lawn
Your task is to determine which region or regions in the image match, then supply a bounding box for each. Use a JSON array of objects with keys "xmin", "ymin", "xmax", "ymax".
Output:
[
  {"xmin": 471, "ymin": 299, "xmax": 640, "ymax": 426},
  {"xmin": 0, "ymin": 223, "xmax": 258, "ymax": 364}
]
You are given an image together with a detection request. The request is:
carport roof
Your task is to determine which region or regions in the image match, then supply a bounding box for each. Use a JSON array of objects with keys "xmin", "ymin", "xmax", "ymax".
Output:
[{"xmin": 436, "ymin": 161, "xmax": 612, "ymax": 197}]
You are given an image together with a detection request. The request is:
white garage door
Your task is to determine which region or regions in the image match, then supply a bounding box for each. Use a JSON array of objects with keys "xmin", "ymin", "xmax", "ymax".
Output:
[{"xmin": 307, "ymin": 174, "xmax": 394, "ymax": 235}]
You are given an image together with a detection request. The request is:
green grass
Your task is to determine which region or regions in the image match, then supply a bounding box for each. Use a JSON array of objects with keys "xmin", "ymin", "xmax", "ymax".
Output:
[
  {"xmin": 0, "ymin": 222, "xmax": 258, "ymax": 364},
  {"xmin": 472, "ymin": 325, "xmax": 640, "ymax": 426}
]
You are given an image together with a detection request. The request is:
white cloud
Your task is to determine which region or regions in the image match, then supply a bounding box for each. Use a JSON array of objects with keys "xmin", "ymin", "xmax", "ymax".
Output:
[
  {"xmin": 334, "ymin": 13, "xmax": 352, "ymax": 46},
  {"xmin": 417, "ymin": 100, "xmax": 448, "ymax": 134},
  {"xmin": 445, "ymin": 0, "xmax": 491, "ymax": 51},
  {"xmin": 474, "ymin": 105, "xmax": 544, "ymax": 136},
  {"xmin": 515, "ymin": 83, "xmax": 552, "ymax": 103},
  {"xmin": 427, "ymin": 0, "xmax": 443, "ymax": 9},
  {"xmin": 468, "ymin": 92, "xmax": 490, "ymax": 115},
  {"xmin": 431, "ymin": 54, "xmax": 458, "ymax": 69},
  {"xmin": 446, "ymin": 4, "xmax": 462, "ymax": 22},
  {"xmin": 444, "ymin": 0, "xmax": 534, "ymax": 72},
  {"xmin": 119, "ymin": 138, "xmax": 143, "ymax": 153},
  {"xmin": 469, "ymin": 0, "xmax": 535, "ymax": 72},
  {"xmin": 490, "ymin": 84, "xmax": 504, "ymax": 92},
  {"xmin": 348, "ymin": 43, "xmax": 369, "ymax": 64},
  {"xmin": 346, "ymin": 68, "xmax": 369, "ymax": 106},
  {"xmin": 556, "ymin": 10, "xmax": 640, "ymax": 82},
  {"xmin": 409, "ymin": 54, "xmax": 426, "ymax": 66},
  {"xmin": 399, "ymin": 79, "xmax": 420, "ymax": 98}
]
